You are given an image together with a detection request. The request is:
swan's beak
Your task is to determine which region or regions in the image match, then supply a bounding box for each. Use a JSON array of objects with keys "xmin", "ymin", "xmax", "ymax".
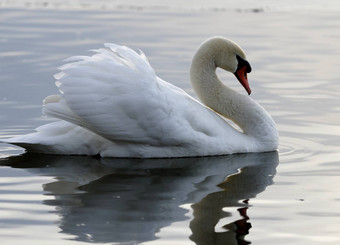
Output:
[{"xmin": 234, "ymin": 66, "xmax": 251, "ymax": 95}]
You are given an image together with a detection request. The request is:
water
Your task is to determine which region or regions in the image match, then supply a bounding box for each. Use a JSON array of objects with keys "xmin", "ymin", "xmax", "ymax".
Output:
[{"xmin": 1, "ymin": 1, "xmax": 340, "ymax": 244}]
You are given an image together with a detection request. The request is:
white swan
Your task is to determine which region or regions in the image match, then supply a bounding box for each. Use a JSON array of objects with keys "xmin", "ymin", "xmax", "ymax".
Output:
[{"xmin": 4, "ymin": 37, "xmax": 278, "ymax": 158}]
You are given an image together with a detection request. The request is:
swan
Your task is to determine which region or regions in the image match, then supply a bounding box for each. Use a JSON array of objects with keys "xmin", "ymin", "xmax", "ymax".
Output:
[{"xmin": 3, "ymin": 37, "xmax": 278, "ymax": 158}]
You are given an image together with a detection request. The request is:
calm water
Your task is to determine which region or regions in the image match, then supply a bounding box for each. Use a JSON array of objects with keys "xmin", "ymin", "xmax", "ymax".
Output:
[{"xmin": 1, "ymin": 2, "xmax": 340, "ymax": 244}]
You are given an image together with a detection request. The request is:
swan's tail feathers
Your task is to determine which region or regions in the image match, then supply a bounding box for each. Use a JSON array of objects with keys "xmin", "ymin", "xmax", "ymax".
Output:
[
  {"xmin": 1, "ymin": 97, "xmax": 85, "ymax": 153},
  {"xmin": 1, "ymin": 131, "xmax": 51, "ymax": 154},
  {"xmin": 1, "ymin": 121, "xmax": 107, "ymax": 155},
  {"xmin": 2, "ymin": 141, "xmax": 52, "ymax": 154}
]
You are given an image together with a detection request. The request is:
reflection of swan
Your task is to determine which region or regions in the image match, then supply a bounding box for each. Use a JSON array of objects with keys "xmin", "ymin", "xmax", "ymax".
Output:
[
  {"xmin": 3, "ymin": 151, "xmax": 278, "ymax": 244},
  {"xmin": 3, "ymin": 37, "xmax": 278, "ymax": 157},
  {"xmin": 190, "ymin": 153, "xmax": 278, "ymax": 245}
]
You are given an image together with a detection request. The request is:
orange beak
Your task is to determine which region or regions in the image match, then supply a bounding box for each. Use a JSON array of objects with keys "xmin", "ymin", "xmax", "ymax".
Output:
[{"xmin": 234, "ymin": 66, "xmax": 251, "ymax": 95}]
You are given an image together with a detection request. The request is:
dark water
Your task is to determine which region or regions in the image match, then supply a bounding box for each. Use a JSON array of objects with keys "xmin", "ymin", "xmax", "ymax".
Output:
[{"xmin": 0, "ymin": 3, "xmax": 340, "ymax": 245}]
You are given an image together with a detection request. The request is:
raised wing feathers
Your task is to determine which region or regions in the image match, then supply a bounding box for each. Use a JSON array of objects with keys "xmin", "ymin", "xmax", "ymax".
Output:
[{"xmin": 44, "ymin": 44, "xmax": 197, "ymax": 146}]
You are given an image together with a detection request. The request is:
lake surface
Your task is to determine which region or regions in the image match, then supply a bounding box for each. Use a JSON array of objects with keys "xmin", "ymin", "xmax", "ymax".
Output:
[{"xmin": 1, "ymin": 1, "xmax": 340, "ymax": 244}]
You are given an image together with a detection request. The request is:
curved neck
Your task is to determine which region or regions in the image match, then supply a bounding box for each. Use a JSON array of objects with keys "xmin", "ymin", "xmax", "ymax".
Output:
[
  {"xmin": 190, "ymin": 49, "xmax": 277, "ymax": 143},
  {"xmin": 190, "ymin": 54, "xmax": 245, "ymax": 128}
]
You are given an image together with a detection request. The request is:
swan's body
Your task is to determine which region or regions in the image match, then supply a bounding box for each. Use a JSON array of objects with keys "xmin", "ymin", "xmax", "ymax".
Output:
[{"xmin": 3, "ymin": 37, "xmax": 278, "ymax": 158}]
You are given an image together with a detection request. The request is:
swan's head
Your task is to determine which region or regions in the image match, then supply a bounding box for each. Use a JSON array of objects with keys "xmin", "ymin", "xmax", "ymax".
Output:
[{"xmin": 193, "ymin": 36, "xmax": 252, "ymax": 94}]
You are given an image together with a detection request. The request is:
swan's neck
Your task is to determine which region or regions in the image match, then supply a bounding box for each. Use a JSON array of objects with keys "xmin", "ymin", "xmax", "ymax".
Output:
[{"xmin": 190, "ymin": 51, "xmax": 277, "ymax": 143}]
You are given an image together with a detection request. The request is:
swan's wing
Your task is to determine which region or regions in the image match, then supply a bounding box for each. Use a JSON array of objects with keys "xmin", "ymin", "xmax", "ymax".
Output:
[{"xmin": 43, "ymin": 44, "xmax": 209, "ymax": 146}]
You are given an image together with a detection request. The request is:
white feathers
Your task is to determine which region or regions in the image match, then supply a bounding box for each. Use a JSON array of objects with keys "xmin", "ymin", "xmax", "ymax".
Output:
[
  {"xmin": 4, "ymin": 38, "xmax": 278, "ymax": 157},
  {"xmin": 44, "ymin": 44, "xmax": 195, "ymax": 148}
]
